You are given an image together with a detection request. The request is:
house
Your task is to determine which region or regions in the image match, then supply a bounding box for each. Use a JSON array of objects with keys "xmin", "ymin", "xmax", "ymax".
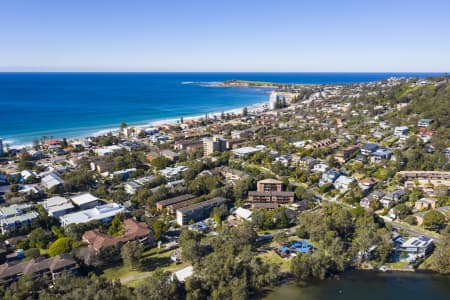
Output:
[
  {"xmin": 414, "ymin": 198, "xmax": 436, "ymax": 210},
  {"xmin": 156, "ymin": 194, "xmax": 196, "ymax": 214},
  {"xmin": 360, "ymin": 197, "xmax": 375, "ymax": 209},
  {"xmin": 124, "ymin": 175, "xmax": 156, "ymax": 194},
  {"xmin": 161, "ymin": 150, "xmax": 179, "ymax": 161},
  {"xmin": 313, "ymin": 163, "xmax": 328, "ymax": 173},
  {"xmin": 219, "ymin": 167, "xmax": 249, "ymax": 185},
  {"xmin": 59, "ymin": 203, "xmax": 125, "ymax": 227},
  {"xmin": 334, "ymin": 145, "xmax": 359, "ymax": 163},
  {"xmin": 90, "ymin": 159, "xmax": 114, "ymax": 173},
  {"xmin": 20, "ymin": 170, "xmax": 38, "ymax": 181},
  {"xmin": 82, "ymin": 218, "xmax": 153, "ymax": 254},
  {"xmin": 333, "ymin": 175, "xmax": 356, "ymax": 193},
  {"xmin": 231, "ymin": 146, "xmax": 262, "ymax": 159},
  {"xmin": 358, "ymin": 177, "xmax": 378, "ymax": 194},
  {"xmin": 159, "ymin": 166, "xmax": 188, "ymax": 180},
  {"xmin": 43, "ymin": 196, "xmax": 75, "ymax": 218},
  {"xmin": 290, "ymin": 140, "xmax": 307, "ymax": 148},
  {"xmin": 394, "ymin": 126, "xmax": 409, "ymax": 137},
  {"xmin": 94, "ymin": 145, "xmax": 122, "ymax": 156},
  {"xmin": 400, "ymin": 236, "xmax": 434, "ymax": 255},
  {"xmin": 361, "ymin": 143, "xmax": 380, "ymax": 155},
  {"xmin": 0, "ymin": 254, "xmax": 78, "ymax": 284},
  {"xmin": 70, "ymin": 193, "xmax": 102, "ymax": 210},
  {"xmin": 176, "ymin": 197, "xmax": 226, "ymax": 225},
  {"xmin": 124, "ymin": 181, "xmax": 142, "ymax": 195},
  {"xmin": 41, "ymin": 172, "xmax": 64, "ymax": 190},
  {"xmin": 418, "ymin": 129, "xmax": 434, "ymax": 143},
  {"xmin": 319, "ymin": 169, "xmax": 341, "ymax": 186},
  {"xmin": 297, "ymin": 156, "xmax": 317, "ymax": 170},
  {"xmin": 110, "ymin": 168, "xmax": 136, "ymax": 180},
  {"xmin": 370, "ymin": 148, "xmax": 393, "ymax": 163},
  {"xmin": 150, "ymin": 133, "xmax": 169, "ymax": 144},
  {"xmin": 0, "ymin": 204, "xmax": 39, "ymax": 234},
  {"xmin": 380, "ymin": 190, "xmax": 406, "ymax": 208},
  {"xmin": 417, "ymin": 118, "xmax": 433, "ymax": 128},
  {"xmin": 274, "ymin": 154, "xmax": 292, "ymax": 166}
]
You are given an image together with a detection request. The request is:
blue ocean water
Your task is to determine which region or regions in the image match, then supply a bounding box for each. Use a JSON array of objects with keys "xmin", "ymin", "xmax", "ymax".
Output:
[{"xmin": 0, "ymin": 72, "xmax": 441, "ymax": 146}]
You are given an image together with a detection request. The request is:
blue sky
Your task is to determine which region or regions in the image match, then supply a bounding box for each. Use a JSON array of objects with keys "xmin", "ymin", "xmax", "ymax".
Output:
[{"xmin": 1, "ymin": 0, "xmax": 449, "ymax": 72}]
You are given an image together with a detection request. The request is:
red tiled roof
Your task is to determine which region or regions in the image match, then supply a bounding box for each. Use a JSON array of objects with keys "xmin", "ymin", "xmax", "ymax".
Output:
[
  {"xmin": 82, "ymin": 219, "xmax": 152, "ymax": 252},
  {"xmin": 45, "ymin": 139, "xmax": 61, "ymax": 146}
]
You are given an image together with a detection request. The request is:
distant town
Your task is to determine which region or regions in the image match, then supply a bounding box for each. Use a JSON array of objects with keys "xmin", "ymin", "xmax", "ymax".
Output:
[{"xmin": 0, "ymin": 75, "xmax": 449, "ymax": 298}]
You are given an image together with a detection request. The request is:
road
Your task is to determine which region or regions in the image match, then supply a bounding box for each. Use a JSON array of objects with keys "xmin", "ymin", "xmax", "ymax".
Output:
[{"xmin": 389, "ymin": 220, "xmax": 441, "ymax": 241}]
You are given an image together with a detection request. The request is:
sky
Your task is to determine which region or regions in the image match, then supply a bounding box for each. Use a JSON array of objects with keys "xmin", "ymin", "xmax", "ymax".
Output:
[{"xmin": 0, "ymin": 0, "xmax": 449, "ymax": 72}]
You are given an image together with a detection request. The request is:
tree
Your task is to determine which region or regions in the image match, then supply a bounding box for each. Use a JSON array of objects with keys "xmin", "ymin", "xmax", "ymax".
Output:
[
  {"xmin": 179, "ymin": 229, "xmax": 203, "ymax": 262},
  {"xmin": 423, "ymin": 210, "xmax": 446, "ymax": 231},
  {"xmin": 352, "ymin": 215, "xmax": 378, "ymax": 261},
  {"xmin": 431, "ymin": 228, "xmax": 450, "ymax": 274},
  {"xmin": 25, "ymin": 248, "xmax": 41, "ymax": 259},
  {"xmin": 135, "ymin": 269, "xmax": 183, "ymax": 300},
  {"xmin": 291, "ymin": 252, "xmax": 327, "ymax": 281},
  {"xmin": 186, "ymin": 228, "xmax": 279, "ymax": 299},
  {"xmin": 233, "ymin": 177, "xmax": 255, "ymax": 201},
  {"xmin": 107, "ymin": 213, "xmax": 125, "ymax": 236},
  {"xmin": 374, "ymin": 228, "xmax": 392, "ymax": 263},
  {"xmin": 28, "ymin": 227, "xmax": 51, "ymax": 249},
  {"xmin": 274, "ymin": 231, "xmax": 288, "ymax": 245},
  {"xmin": 121, "ymin": 241, "xmax": 144, "ymax": 270},
  {"xmin": 152, "ymin": 220, "xmax": 166, "ymax": 241},
  {"xmin": 150, "ymin": 156, "xmax": 171, "ymax": 170},
  {"xmin": 48, "ymin": 237, "xmax": 73, "ymax": 256},
  {"xmin": 211, "ymin": 204, "xmax": 228, "ymax": 231},
  {"xmin": 393, "ymin": 203, "xmax": 412, "ymax": 219},
  {"xmin": 278, "ymin": 207, "xmax": 289, "ymax": 228}
]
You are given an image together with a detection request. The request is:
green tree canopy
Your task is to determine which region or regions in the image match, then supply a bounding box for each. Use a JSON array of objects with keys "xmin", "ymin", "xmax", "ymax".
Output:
[{"xmin": 48, "ymin": 237, "xmax": 73, "ymax": 257}]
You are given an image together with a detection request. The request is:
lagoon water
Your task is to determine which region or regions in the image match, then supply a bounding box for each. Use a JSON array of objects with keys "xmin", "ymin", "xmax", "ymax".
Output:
[
  {"xmin": 0, "ymin": 72, "xmax": 440, "ymax": 146},
  {"xmin": 263, "ymin": 271, "xmax": 450, "ymax": 300}
]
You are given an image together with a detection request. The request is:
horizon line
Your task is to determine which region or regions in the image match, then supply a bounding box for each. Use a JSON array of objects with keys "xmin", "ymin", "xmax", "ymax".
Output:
[{"xmin": 0, "ymin": 71, "xmax": 448, "ymax": 74}]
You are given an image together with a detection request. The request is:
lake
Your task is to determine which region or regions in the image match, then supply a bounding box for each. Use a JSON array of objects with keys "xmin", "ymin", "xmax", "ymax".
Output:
[{"xmin": 263, "ymin": 271, "xmax": 450, "ymax": 300}]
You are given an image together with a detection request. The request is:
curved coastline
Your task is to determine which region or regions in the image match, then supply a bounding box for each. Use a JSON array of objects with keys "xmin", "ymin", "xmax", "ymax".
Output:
[
  {"xmin": 0, "ymin": 72, "xmax": 442, "ymax": 148},
  {"xmin": 3, "ymin": 98, "xmax": 269, "ymax": 148}
]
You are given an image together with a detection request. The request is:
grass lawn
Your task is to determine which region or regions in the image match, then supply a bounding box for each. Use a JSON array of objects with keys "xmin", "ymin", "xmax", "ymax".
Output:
[
  {"xmin": 124, "ymin": 261, "xmax": 191, "ymax": 287},
  {"xmin": 102, "ymin": 265, "xmax": 141, "ymax": 280},
  {"xmin": 102, "ymin": 248, "xmax": 175, "ymax": 281},
  {"xmin": 417, "ymin": 255, "xmax": 433, "ymax": 270},
  {"xmin": 384, "ymin": 260, "xmax": 411, "ymax": 269},
  {"xmin": 257, "ymin": 250, "xmax": 291, "ymax": 272}
]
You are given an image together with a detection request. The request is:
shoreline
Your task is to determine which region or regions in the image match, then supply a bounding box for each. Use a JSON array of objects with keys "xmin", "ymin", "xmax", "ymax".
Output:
[{"xmin": 2, "ymin": 98, "xmax": 270, "ymax": 149}]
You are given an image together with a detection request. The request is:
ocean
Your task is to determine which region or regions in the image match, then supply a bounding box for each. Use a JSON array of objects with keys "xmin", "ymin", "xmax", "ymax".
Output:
[{"xmin": 0, "ymin": 72, "xmax": 441, "ymax": 147}]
